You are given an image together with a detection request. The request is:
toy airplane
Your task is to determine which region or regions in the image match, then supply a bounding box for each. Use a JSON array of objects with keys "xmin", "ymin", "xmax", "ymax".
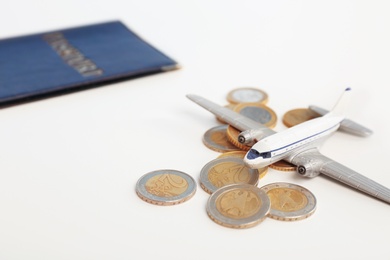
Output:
[{"xmin": 187, "ymin": 88, "xmax": 390, "ymax": 205}]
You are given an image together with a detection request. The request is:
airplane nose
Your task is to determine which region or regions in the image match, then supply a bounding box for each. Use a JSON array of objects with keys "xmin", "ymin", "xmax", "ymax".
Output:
[{"xmin": 243, "ymin": 158, "xmax": 259, "ymax": 169}]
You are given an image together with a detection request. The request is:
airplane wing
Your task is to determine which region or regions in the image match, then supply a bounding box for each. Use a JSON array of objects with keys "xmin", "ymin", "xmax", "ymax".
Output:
[
  {"xmin": 289, "ymin": 149, "xmax": 390, "ymax": 204},
  {"xmin": 186, "ymin": 94, "xmax": 276, "ymax": 137}
]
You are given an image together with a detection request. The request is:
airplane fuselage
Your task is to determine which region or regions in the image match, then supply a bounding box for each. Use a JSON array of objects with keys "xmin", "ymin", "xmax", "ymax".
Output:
[{"xmin": 244, "ymin": 115, "xmax": 344, "ymax": 169}]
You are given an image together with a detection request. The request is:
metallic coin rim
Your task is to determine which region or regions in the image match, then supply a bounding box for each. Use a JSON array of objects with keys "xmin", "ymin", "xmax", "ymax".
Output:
[
  {"xmin": 217, "ymin": 151, "xmax": 247, "ymax": 159},
  {"xmin": 227, "ymin": 87, "xmax": 269, "ymax": 104},
  {"xmin": 200, "ymin": 157, "xmax": 260, "ymax": 194},
  {"xmin": 206, "ymin": 184, "xmax": 271, "ymax": 228},
  {"xmin": 269, "ymin": 160, "xmax": 297, "ymax": 172},
  {"xmin": 136, "ymin": 169, "xmax": 197, "ymax": 206},
  {"xmin": 202, "ymin": 125, "xmax": 240, "ymax": 153},
  {"xmin": 260, "ymin": 182, "xmax": 317, "ymax": 221}
]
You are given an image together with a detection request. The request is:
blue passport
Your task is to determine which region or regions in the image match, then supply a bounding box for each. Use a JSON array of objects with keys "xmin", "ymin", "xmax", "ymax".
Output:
[{"xmin": 0, "ymin": 21, "xmax": 179, "ymax": 107}]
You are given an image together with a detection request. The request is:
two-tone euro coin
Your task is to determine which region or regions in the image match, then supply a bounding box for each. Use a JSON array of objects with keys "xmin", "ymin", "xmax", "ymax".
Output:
[
  {"xmin": 217, "ymin": 151, "xmax": 247, "ymax": 159},
  {"xmin": 199, "ymin": 157, "xmax": 262, "ymax": 194},
  {"xmin": 202, "ymin": 125, "xmax": 240, "ymax": 153},
  {"xmin": 227, "ymin": 87, "xmax": 269, "ymax": 104},
  {"xmin": 260, "ymin": 182, "xmax": 316, "ymax": 221},
  {"xmin": 207, "ymin": 184, "xmax": 271, "ymax": 228},
  {"xmin": 136, "ymin": 170, "xmax": 196, "ymax": 206},
  {"xmin": 233, "ymin": 103, "xmax": 277, "ymax": 128},
  {"xmin": 282, "ymin": 108, "xmax": 321, "ymax": 128}
]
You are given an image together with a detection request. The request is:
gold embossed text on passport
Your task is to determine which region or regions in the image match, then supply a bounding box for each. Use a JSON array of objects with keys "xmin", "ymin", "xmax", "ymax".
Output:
[
  {"xmin": 145, "ymin": 174, "xmax": 188, "ymax": 197},
  {"xmin": 43, "ymin": 32, "xmax": 103, "ymax": 77}
]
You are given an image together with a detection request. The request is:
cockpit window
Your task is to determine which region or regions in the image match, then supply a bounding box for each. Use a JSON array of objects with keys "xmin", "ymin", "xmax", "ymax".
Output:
[
  {"xmin": 247, "ymin": 149, "xmax": 261, "ymax": 159},
  {"xmin": 260, "ymin": 152, "xmax": 272, "ymax": 158},
  {"xmin": 247, "ymin": 149, "xmax": 272, "ymax": 160}
]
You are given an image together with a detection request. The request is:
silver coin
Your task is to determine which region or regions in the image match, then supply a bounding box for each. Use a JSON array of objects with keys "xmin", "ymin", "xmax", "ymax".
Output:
[
  {"xmin": 200, "ymin": 157, "xmax": 260, "ymax": 194},
  {"xmin": 202, "ymin": 125, "xmax": 240, "ymax": 153},
  {"xmin": 206, "ymin": 184, "xmax": 271, "ymax": 228},
  {"xmin": 241, "ymin": 106, "xmax": 272, "ymax": 123},
  {"xmin": 227, "ymin": 87, "xmax": 268, "ymax": 104},
  {"xmin": 232, "ymin": 103, "xmax": 277, "ymax": 128},
  {"xmin": 136, "ymin": 169, "xmax": 196, "ymax": 205},
  {"xmin": 260, "ymin": 182, "xmax": 316, "ymax": 221}
]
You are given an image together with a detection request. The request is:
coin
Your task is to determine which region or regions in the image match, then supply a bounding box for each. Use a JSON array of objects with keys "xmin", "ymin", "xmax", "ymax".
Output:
[
  {"xmin": 225, "ymin": 104, "xmax": 277, "ymax": 150},
  {"xmin": 217, "ymin": 151, "xmax": 247, "ymax": 159},
  {"xmin": 200, "ymin": 157, "xmax": 262, "ymax": 194},
  {"xmin": 233, "ymin": 103, "xmax": 277, "ymax": 128},
  {"xmin": 227, "ymin": 87, "xmax": 269, "ymax": 104},
  {"xmin": 282, "ymin": 108, "xmax": 321, "ymax": 128},
  {"xmin": 269, "ymin": 160, "xmax": 297, "ymax": 172},
  {"xmin": 136, "ymin": 170, "xmax": 196, "ymax": 206},
  {"xmin": 260, "ymin": 182, "xmax": 316, "ymax": 221},
  {"xmin": 202, "ymin": 125, "xmax": 241, "ymax": 153},
  {"xmin": 217, "ymin": 152, "xmax": 268, "ymax": 179},
  {"xmin": 206, "ymin": 184, "xmax": 271, "ymax": 228}
]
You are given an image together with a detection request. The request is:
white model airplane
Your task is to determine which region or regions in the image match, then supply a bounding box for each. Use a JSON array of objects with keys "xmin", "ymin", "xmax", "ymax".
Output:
[{"xmin": 187, "ymin": 88, "xmax": 390, "ymax": 205}]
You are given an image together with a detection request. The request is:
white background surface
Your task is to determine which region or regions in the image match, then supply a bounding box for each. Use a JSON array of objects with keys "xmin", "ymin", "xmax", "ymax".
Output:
[{"xmin": 1, "ymin": 1, "xmax": 390, "ymax": 259}]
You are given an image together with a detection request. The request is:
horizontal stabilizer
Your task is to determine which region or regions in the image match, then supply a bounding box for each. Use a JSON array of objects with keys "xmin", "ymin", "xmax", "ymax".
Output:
[{"xmin": 309, "ymin": 105, "xmax": 373, "ymax": 137}]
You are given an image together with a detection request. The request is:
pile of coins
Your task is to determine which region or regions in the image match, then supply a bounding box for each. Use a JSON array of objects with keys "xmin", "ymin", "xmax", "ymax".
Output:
[{"xmin": 136, "ymin": 87, "xmax": 318, "ymax": 229}]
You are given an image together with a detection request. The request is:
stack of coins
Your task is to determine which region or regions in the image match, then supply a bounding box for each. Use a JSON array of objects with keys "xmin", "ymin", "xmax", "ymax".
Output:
[
  {"xmin": 202, "ymin": 87, "xmax": 294, "ymax": 172},
  {"xmin": 199, "ymin": 87, "xmax": 273, "ymax": 196},
  {"xmin": 135, "ymin": 87, "xmax": 318, "ymax": 229},
  {"xmin": 197, "ymin": 87, "xmax": 317, "ymax": 228}
]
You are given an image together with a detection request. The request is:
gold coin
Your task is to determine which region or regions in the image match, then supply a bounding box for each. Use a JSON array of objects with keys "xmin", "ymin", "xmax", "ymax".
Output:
[
  {"xmin": 227, "ymin": 87, "xmax": 269, "ymax": 104},
  {"xmin": 217, "ymin": 151, "xmax": 247, "ymax": 159},
  {"xmin": 269, "ymin": 160, "xmax": 297, "ymax": 172},
  {"xmin": 199, "ymin": 157, "xmax": 261, "ymax": 194},
  {"xmin": 202, "ymin": 125, "xmax": 240, "ymax": 153},
  {"xmin": 206, "ymin": 184, "xmax": 271, "ymax": 228},
  {"xmin": 282, "ymin": 108, "xmax": 321, "ymax": 128},
  {"xmin": 136, "ymin": 170, "xmax": 196, "ymax": 206},
  {"xmin": 217, "ymin": 152, "xmax": 268, "ymax": 179},
  {"xmin": 233, "ymin": 103, "xmax": 277, "ymax": 128},
  {"xmin": 260, "ymin": 182, "xmax": 316, "ymax": 221}
]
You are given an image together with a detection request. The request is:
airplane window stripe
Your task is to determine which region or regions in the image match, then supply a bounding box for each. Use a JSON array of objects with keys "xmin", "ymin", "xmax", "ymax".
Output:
[{"xmin": 268, "ymin": 123, "xmax": 340, "ymax": 155}]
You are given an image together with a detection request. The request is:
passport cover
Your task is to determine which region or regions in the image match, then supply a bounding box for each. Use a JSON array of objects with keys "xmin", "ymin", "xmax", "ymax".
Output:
[{"xmin": 0, "ymin": 21, "xmax": 179, "ymax": 107}]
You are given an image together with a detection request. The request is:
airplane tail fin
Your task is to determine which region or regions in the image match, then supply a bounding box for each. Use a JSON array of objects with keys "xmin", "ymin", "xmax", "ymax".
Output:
[
  {"xmin": 324, "ymin": 87, "xmax": 351, "ymax": 119},
  {"xmin": 312, "ymin": 88, "xmax": 373, "ymax": 137}
]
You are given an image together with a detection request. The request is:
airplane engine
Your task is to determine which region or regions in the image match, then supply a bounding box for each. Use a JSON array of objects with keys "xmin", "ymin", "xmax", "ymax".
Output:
[
  {"xmin": 238, "ymin": 129, "xmax": 267, "ymax": 146},
  {"xmin": 296, "ymin": 164, "xmax": 321, "ymax": 178},
  {"xmin": 291, "ymin": 152, "xmax": 323, "ymax": 178}
]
